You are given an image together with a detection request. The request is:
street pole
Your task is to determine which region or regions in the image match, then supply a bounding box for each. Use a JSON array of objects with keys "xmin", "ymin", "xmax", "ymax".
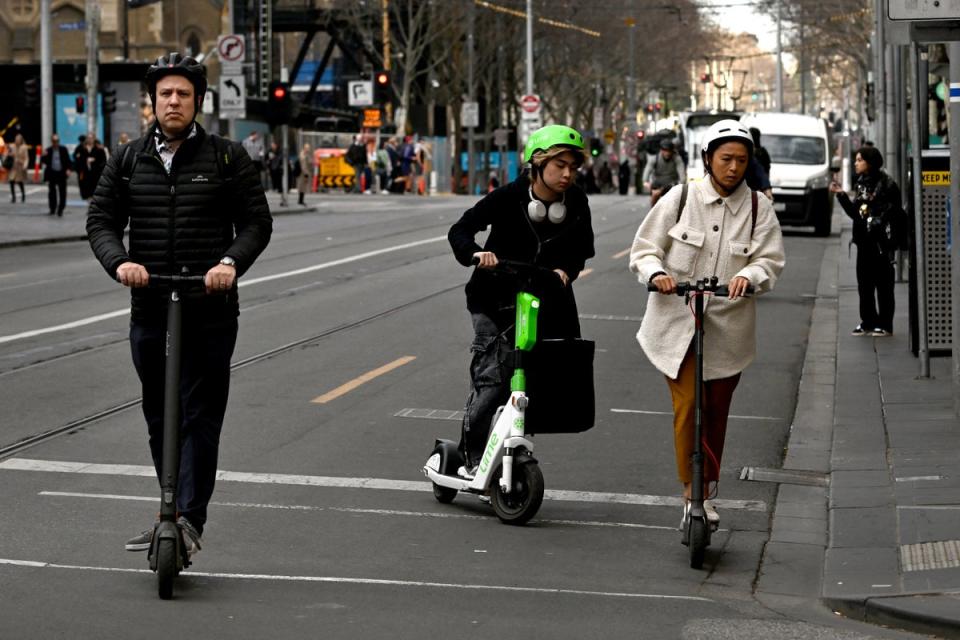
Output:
[
  {"xmin": 775, "ymin": 0, "xmax": 784, "ymax": 111},
  {"xmin": 525, "ymin": 0, "xmax": 533, "ymax": 96},
  {"xmin": 949, "ymin": 42, "xmax": 960, "ymax": 411},
  {"xmin": 85, "ymin": 0, "xmax": 99, "ymax": 138},
  {"xmin": 626, "ymin": 18, "xmax": 636, "ymax": 126},
  {"xmin": 910, "ymin": 43, "xmax": 930, "ymax": 378},
  {"xmin": 467, "ymin": 0, "xmax": 476, "ymax": 196},
  {"xmin": 875, "ymin": 0, "xmax": 886, "ymax": 158},
  {"xmin": 227, "ymin": 0, "xmax": 237, "ymax": 141},
  {"xmin": 280, "ymin": 59, "xmax": 289, "ymax": 207},
  {"xmin": 41, "ymin": 0, "xmax": 52, "ymax": 148}
]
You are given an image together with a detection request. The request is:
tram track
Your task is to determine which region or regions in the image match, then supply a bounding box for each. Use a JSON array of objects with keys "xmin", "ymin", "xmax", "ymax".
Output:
[{"xmin": 0, "ymin": 283, "xmax": 462, "ymax": 460}]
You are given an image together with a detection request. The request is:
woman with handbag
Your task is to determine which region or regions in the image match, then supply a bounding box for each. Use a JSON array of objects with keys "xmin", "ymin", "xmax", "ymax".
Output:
[{"xmin": 7, "ymin": 134, "xmax": 29, "ymax": 203}]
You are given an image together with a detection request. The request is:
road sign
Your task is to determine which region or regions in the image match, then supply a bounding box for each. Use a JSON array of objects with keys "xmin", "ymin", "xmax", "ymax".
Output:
[
  {"xmin": 348, "ymin": 81, "xmax": 373, "ymax": 107},
  {"xmin": 362, "ymin": 108, "xmax": 382, "ymax": 129},
  {"xmin": 520, "ymin": 94, "xmax": 540, "ymax": 113},
  {"xmin": 604, "ymin": 129, "xmax": 615, "ymax": 144},
  {"xmin": 217, "ymin": 34, "xmax": 245, "ymax": 75},
  {"xmin": 593, "ymin": 107, "xmax": 604, "ymax": 133},
  {"xmin": 202, "ymin": 89, "xmax": 215, "ymax": 115},
  {"xmin": 218, "ymin": 74, "xmax": 245, "ymax": 119},
  {"xmin": 318, "ymin": 174, "xmax": 355, "ymax": 188},
  {"xmin": 493, "ymin": 128, "xmax": 510, "ymax": 147},
  {"xmin": 461, "ymin": 101, "xmax": 479, "ymax": 128}
]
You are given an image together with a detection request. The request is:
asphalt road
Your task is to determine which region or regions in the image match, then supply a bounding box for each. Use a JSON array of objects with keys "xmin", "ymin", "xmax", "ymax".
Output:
[{"xmin": 0, "ymin": 194, "xmax": 924, "ymax": 639}]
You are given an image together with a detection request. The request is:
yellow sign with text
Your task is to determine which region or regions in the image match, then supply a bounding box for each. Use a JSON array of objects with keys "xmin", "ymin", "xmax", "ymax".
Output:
[{"xmin": 922, "ymin": 171, "xmax": 950, "ymax": 186}]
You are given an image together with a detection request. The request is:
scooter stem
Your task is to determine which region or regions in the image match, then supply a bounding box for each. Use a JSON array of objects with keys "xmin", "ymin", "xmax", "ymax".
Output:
[
  {"xmin": 159, "ymin": 289, "xmax": 183, "ymax": 523},
  {"xmin": 691, "ymin": 284, "xmax": 705, "ymax": 507}
]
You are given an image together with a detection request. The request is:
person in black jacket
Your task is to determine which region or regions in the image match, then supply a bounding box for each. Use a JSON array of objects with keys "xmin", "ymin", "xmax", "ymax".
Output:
[
  {"xmin": 830, "ymin": 146, "xmax": 901, "ymax": 336},
  {"xmin": 41, "ymin": 133, "xmax": 72, "ymax": 216},
  {"xmin": 448, "ymin": 124, "xmax": 595, "ymax": 475},
  {"xmin": 87, "ymin": 53, "xmax": 273, "ymax": 556}
]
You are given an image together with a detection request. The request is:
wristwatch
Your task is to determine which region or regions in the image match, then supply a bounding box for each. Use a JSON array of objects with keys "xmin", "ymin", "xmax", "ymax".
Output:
[{"xmin": 219, "ymin": 256, "xmax": 237, "ymax": 267}]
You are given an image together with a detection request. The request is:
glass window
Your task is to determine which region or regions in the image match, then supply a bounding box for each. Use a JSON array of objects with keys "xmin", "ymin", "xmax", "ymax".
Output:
[{"xmin": 764, "ymin": 135, "xmax": 826, "ymax": 165}]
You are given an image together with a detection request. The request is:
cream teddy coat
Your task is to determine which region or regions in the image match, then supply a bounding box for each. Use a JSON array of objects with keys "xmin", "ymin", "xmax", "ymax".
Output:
[{"xmin": 629, "ymin": 178, "xmax": 785, "ymax": 380}]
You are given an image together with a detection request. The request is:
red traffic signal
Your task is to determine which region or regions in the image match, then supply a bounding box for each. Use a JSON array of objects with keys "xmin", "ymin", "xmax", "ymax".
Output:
[
  {"xmin": 375, "ymin": 71, "xmax": 389, "ymax": 86},
  {"xmin": 267, "ymin": 81, "xmax": 292, "ymax": 125},
  {"xmin": 75, "ymin": 96, "xmax": 85, "ymax": 114},
  {"xmin": 635, "ymin": 130, "xmax": 645, "ymax": 139},
  {"xmin": 699, "ymin": 73, "xmax": 711, "ymax": 84},
  {"xmin": 272, "ymin": 85, "xmax": 287, "ymax": 100}
]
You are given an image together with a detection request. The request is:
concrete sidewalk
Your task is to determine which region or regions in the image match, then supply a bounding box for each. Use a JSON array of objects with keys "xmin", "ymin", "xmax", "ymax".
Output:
[
  {"xmin": 757, "ymin": 211, "xmax": 960, "ymax": 639},
  {"xmin": 0, "ymin": 182, "xmax": 315, "ymax": 248}
]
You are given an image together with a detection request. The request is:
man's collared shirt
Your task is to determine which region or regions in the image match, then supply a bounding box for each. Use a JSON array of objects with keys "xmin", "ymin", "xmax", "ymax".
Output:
[{"xmin": 154, "ymin": 123, "xmax": 197, "ymax": 174}]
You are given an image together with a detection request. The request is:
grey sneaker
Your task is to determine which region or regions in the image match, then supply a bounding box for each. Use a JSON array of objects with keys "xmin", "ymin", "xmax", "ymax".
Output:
[
  {"xmin": 125, "ymin": 526, "xmax": 154, "ymax": 552},
  {"xmin": 457, "ymin": 465, "xmax": 477, "ymax": 480},
  {"xmin": 871, "ymin": 328, "xmax": 891, "ymax": 337},
  {"xmin": 704, "ymin": 500, "xmax": 720, "ymax": 528},
  {"xmin": 851, "ymin": 324, "xmax": 869, "ymax": 336},
  {"xmin": 177, "ymin": 516, "xmax": 202, "ymax": 556}
]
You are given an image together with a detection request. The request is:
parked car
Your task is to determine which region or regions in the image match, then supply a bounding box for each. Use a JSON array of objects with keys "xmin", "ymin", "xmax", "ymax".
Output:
[{"xmin": 740, "ymin": 112, "xmax": 834, "ymax": 236}]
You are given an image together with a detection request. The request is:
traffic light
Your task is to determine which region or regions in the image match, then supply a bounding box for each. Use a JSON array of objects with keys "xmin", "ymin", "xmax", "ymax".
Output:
[
  {"xmin": 635, "ymin": 130, "xmax": 645, "ymax": 141},
  {"xmin": 654, "ymin": 102, "xmax": 662, "ymax": 113},
  {"xmin": 75, "ymin": 95, "xmax": 85, "ymax": 114},
  {"xmin": 699, "ymin": 72, "xmax": 711, "ymax": 84},
  {"xmin": 644, "ymin": 103, "xmax": 655, "ymax": 114},
  {"xmin": 590, "ymin": 138, "xmax": 602, "ymax": 157},
  {"xmin": 24, "ymin": 77, "xmax": 39, "ymax": 107},
  {"xmin": 267, "ymin": 80, "xmax": 292, "ymax": 125},
  {"xmin": 103, "ymin": 86, "xmax": 117, "ymax": 114},
  {"xmin": 374, "ymin": 70, "xmax": 390, "ymax": 103},
  {"xmin": 865, "ymin": 81, "xmax": 876, "ymax": 122}
]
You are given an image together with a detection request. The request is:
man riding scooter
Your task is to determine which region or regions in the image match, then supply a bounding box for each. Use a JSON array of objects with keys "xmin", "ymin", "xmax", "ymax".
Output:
[{"xmin": 643, "ymin": 138, "xmax": 687, "ymax": 207}]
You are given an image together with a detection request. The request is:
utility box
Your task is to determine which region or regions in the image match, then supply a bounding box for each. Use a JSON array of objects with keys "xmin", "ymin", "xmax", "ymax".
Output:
[{"xmin": 918, "ymin": 148, "xmax": 952, "ymax": 353}]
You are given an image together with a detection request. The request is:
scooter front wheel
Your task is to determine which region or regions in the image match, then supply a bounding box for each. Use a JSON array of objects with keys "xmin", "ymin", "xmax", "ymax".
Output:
[
  {"xmin": 156, "ymin": 538, "xmax": 177, "ymax": 600},
  {"xmin": 491, "ymin": 459, "xmax": 544, "ymax": 525},
  {"xmin": 688, "ymin": 517, "xmax": 708, "ymax": 569},
  {"xmin": 432, "ymin": 482, "xmax": 458, "ymax": 503}
]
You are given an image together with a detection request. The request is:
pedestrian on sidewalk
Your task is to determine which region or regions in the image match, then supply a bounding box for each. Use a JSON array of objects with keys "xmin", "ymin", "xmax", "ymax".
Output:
[
  {"xmin": 296, "ymin": 142, "xmax": 313, "ymax": 205},
  {"xmin": 7, "ymin": 133, "xmax": 29, "ymax": 203},
  {"xmin": 41, "ymin": 133, "xmax": 72, "ymax": 216},
  {"xmin": 86, "ymin": 53, "xmax": 272, "ymax": 557},
  {"xmin": 830, "ymin": 146, "xmax": 903, "ymax": 337},
  {"xmin": 75, "ymin": 134, "xmax": 106, "ymax": 200},
  {"xmin": 267, "ymin": 141, "xmax": 284, "ymax": 193},
  {"xmin": 629, "ymin": 119, "xmax": 784, "ymax": 529}
]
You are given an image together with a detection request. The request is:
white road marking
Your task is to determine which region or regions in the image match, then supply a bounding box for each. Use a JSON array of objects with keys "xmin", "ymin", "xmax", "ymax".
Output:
[
  {"xmin": 0, "ymin": 557, "xmax": 712, "ymax": 601},
  {"xmin": 38, "ymin": 491, "xmax": 686, "ymax": 531},
  {"xmin": 0, "ymin": 458, "xmax": 766, "ymax": 512},
  {"xmin": 0, "ymin": 235, "xmax": 446, "ymax": 345},
  {"xmin": 611, "ymin": 408, "xmax": 783, "ymax": 422},
  {"xmin": 894, "ymin": 475, "xmax": 944, "ymax": 482}
]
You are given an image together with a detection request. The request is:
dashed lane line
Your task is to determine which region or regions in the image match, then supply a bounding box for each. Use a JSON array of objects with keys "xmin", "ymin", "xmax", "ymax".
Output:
[
  {"xmin": 0, "ymin": 458, "xmax": 767, "ymax": 512},
  {"xmin": 311, "ymin": 356, "xmax": 417, "ymax": 404},
  {"xmin": 38, "ymin": 491, "xmax": 687, "ymax": 531},
  {"xmin": 0, "ymin": 557, "xmax": 712, "ymax": 601}
]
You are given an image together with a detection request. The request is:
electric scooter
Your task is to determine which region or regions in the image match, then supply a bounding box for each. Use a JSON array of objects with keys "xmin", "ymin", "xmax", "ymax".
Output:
[
  {"xmin": 145, "ymin": 269, "xmax": 206, "ymax": 599},
  {"xmin": 647, "ymin": 276, "xmax": 752, "ymax": 569},
  {"xmin": 424, "ymin": 260, "xmax": 594, "ymax": 525}
]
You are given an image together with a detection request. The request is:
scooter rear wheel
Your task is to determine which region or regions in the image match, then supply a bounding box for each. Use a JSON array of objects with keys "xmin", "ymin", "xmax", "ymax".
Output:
[
  {"xmin": 491, "ymin": 460, "xmax": 544, "ymax": 525},
  {"xmin": 156, "ymin": 538, "xmax": 177, "ymax": 600},
  {"xmin": 688, "ymin": 517, "xmax": 708, "ymax": 569}
]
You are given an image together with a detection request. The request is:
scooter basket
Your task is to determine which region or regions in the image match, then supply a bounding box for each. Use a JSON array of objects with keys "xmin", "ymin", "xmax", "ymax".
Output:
[{"xmin": 524, "ymin": 338, "xmax": 596, "ymax": 434}]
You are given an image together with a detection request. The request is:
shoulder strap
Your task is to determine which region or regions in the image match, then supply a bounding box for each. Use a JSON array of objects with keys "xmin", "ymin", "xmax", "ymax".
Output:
[
  {"xmin": 208, "ymin": 134, "xmax": 235, "ymax": 181},
  {"xmin": 118, "ymin": 140, "xmax": 141, "ymax": 185},
  {"xmin": 676, "ymin": 182, "xmax": 689, "ymax": 223},
  {"xmin": 751, "ymin": 190, "xmax": 758, "ymax": 236}
]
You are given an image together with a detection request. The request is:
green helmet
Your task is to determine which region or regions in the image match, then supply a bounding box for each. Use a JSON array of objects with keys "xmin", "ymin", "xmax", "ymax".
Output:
[{"xmin": 523, "ymin": 124, "xmax": 585, "ymax": 163}]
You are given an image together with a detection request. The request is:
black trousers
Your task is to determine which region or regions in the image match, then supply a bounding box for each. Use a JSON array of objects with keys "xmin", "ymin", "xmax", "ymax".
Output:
[
  {"xmin": 130, "ymin": 320, "xmax": 238, "ymax": 534},
  {"xmin": 459, "ymin": 313, "xmax": 512, "ymax": 467},
  {"xmin": 855, "ymin": 242, "xmax": 895, "ymax": 333},
  {"xmin": 47, "ymin": 174, "xmax": 67, "ymax": 214}
]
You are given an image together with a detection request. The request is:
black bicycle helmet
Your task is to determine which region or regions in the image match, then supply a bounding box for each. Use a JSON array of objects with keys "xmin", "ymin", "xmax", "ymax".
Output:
[
  {"xmin": 659, "ymin": 138, "xmax": 675, "ymax": 151},
  {"xmin": 145, "ymin": 52, "xmax": 207, "ymax": 111}
]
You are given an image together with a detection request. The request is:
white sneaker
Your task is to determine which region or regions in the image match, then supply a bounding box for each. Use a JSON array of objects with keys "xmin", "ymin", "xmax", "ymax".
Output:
[
  {"xmin": 679, "ymin": 500, "xmax": 691, "ymax": 531},
  {"xmin": 704, "ymin": 500, "xmax": 720, "ymax": 528},
  {"xmin": 456, "ymin": 465, "xmax": 476, "ymax": 480}
]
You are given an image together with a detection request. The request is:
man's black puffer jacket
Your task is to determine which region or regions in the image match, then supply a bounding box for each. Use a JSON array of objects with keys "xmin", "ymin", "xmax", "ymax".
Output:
[
  {"xmin": 448, "ymin": 175, "xmax": 595, "ymax": 338},
  {"xmin": 87, "ymin": 124, "xmax": 273, "ymax": 326}
]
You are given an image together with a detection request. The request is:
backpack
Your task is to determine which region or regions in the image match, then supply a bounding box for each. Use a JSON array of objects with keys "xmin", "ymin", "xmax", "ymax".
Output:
[
  {"xmin": 675, "ymin": 182, "xmax": 759, "ymax": 236},
  {"xmin": 117, "ymin": 133, "xmax": 236, "ymax": 187}
]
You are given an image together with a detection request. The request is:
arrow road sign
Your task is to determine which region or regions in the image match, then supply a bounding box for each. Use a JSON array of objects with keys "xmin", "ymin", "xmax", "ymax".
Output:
[
  {"xmin": 218, "ymin": 74, "xmax": 245, "ymax": 119},
  {"xmin": 348, "ymin": 81, "xmax": 373, "ymax": 107},
  {"xmin": 318, "ymin": 175, "xmax": 356, "ymax": 188}
]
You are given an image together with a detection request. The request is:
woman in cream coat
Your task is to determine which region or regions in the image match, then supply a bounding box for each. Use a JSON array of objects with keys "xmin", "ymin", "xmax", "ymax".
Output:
[{"xmin": 629, "ymin": 120, "xmax": 785, "ymax": 528}]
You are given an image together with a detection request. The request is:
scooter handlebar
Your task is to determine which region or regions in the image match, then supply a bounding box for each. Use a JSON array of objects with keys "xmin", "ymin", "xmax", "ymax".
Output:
[
  {"xmin": 146, "ymin": 274, "xmax": 208, "ymax": 288},
  {"xmin": 646, "ymin": 278, "xmax": 754, "ymax": 297}
]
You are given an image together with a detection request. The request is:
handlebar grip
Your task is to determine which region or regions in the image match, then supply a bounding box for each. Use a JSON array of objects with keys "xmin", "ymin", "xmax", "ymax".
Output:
[{"xmin": 646, "ymin": 280, "xmax": 754, "ymax": 296}]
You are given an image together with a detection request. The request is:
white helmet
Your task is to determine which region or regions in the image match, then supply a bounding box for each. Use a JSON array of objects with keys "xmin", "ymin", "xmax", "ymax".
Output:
[{"xmin": 700, "ymin": 119, "xmax": 754, "ymax": 158}]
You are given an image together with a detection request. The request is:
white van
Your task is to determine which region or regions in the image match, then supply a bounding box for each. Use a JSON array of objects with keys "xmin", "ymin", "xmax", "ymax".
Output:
[{"xmin": 739, "ymin": 112, "xmax": 833, "ymax": 236}]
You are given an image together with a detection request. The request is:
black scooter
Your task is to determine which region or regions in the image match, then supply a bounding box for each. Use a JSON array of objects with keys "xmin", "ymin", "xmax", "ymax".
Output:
[
  {"xmin": 648, "ymin": 276, "xmax": 751, "ymax": 569},
  {"xmin": 145, "ymin": 269, "xmax": 206, "ymax": 599}
]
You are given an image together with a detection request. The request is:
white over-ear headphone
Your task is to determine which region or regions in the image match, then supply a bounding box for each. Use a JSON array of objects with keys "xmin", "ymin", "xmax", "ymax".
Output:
[{"xmin": 527, "ymin": 187, "xmax": 566, "ymax": 224}]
